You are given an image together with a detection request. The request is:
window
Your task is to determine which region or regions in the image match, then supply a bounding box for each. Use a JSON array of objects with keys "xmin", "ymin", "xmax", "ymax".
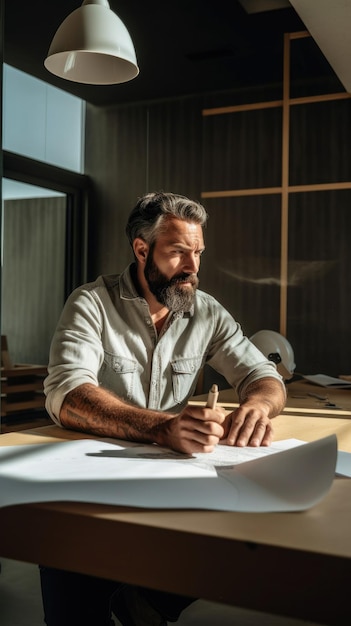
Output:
[{"xmin": 2, "ymin": 64, "xmax": 85, "ymax": 173}]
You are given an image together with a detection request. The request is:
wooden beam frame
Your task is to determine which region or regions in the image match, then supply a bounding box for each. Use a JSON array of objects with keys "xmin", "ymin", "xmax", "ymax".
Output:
[{"xmin": 201, "ymin": 30, "xmax": 351, "ymax": 336}]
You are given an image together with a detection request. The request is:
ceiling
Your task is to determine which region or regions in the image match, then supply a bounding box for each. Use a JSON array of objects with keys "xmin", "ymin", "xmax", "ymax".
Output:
[
  {"xmin": 3, "ymin": 1, "xmax": 350, "ymax": 107},
  {"xmin": 3, "ymin": 0, "xmax": 308, "ymax": 107}
]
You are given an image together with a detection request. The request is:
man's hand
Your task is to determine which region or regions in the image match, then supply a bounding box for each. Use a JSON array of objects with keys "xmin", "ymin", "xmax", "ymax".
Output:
[
  {"xmin": 60, "ymin": 384, "xmax": 227, "ymax": 454},
  {"xmin": 160, "ymin": 404, "xmax": 226, "ymax": 454},
  {"xmin": 222, "ymin": 403, "xmax": 274, "ymax": 447},
  {"xmin": 220, "ymin": 376, "xmax": 285, "ymax": 447}
]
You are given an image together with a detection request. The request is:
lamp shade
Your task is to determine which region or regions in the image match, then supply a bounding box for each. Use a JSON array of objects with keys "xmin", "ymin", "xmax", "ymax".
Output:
[{"xmin": 44, "ymin": 0, "xmax": 139, "ymax": 85}]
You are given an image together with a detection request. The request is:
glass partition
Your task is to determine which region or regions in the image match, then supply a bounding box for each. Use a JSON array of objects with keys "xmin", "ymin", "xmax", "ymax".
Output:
[{"xmin": 1, "ymin": 178, "xmax": 67, "ymax": 432}]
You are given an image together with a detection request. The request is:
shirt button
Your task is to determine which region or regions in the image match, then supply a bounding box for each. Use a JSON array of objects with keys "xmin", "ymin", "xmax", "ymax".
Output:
[{"xmin": 152, "ymin": 380, "xmax": 157, "ymax": 386}]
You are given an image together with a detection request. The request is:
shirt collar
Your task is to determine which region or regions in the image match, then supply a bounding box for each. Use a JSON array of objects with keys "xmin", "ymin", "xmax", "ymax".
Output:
[{"xmin": 119, "ymin": 263, "xmax": 141, "ymax": 300}]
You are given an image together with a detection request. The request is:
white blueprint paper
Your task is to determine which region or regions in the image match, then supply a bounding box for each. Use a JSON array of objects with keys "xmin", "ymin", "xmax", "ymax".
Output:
[
  {"xmin": 302, "ymin": 374, "xmax": 351, "ymax": 388},
  {"xmin": 0, "ymin": 435, "xmax": 337, "ymax": 512},
  {"xmin": 336, "ymin": 450, "xmax": 351, "ymax": 477}
]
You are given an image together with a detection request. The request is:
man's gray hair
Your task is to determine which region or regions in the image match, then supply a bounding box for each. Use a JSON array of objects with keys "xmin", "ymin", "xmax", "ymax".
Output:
[{"xmin": 125, "ymin": 191, "xmax": 208, "ymax": 247}]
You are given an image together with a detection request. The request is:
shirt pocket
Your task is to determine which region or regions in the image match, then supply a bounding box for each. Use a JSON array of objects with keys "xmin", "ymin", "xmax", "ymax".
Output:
[
  {"xmin": 171, "ymin": 356, "xmax": 203, "ymax": 404},
  {"xmin": 99, "ymin": 353, "xmax": 138, "ymax": 400}
]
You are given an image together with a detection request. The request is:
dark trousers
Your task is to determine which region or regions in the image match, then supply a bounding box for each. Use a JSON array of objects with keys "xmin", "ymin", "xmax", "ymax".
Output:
[{"xmin": 39, "ymin": 566, "xmax": 195, "ymax": 626}]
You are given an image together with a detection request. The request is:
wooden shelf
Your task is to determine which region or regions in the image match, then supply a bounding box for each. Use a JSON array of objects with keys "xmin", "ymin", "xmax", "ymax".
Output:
[{"xmin": 1, "ymin": 364, "xmax": 47, "ymax": 418}]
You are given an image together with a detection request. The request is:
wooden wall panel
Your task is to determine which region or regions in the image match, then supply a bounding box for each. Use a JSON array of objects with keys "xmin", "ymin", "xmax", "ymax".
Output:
[
  {"xmin": 200, "ymin": 196, "xmax": 281, "ymax": 337},
  {"xmin": 287, "ymin": 190, "xmax": 351, "ymax": 376},
  {"xmin": 147, "ymin": 97, "xmax": 203, "ymax": 197},
  {"xmin": 85, "ymin": 104, "xmax": 149, "ymax": 277},
  {"xmin": 202, "ymin": 107, "xmax": 282, "ymax": 191},
  {"xmin": 84, "ymin": 33, "xmax": 351, "ymax": 378},
  {"xmin": 85, "ymin": 98, "xmax": 204, "ymax": 278},
  {"xmin": 289, "ymin": 99, "xmax": 351, "ymax": 185}
]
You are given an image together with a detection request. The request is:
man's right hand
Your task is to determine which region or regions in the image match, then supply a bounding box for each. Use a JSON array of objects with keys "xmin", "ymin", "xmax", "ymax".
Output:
[
  {"xmin": 158, "ymin": 404, "xmax": 226, "ymax": 454},
  {"xmin": 60, "ymin": 384, "xmax": 226, "ymax": 455}
]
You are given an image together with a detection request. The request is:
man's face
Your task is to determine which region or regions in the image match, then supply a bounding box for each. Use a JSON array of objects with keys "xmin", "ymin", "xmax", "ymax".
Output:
[{"xmin": 144, "ymin": 217, "xmax": 205, "ymax": 312}]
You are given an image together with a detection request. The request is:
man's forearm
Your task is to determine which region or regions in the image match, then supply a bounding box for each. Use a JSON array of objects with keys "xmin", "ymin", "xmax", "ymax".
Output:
[
  {"xmin": 239, "ymin": 376, "xmax": 286, "ymax": 418},
  {"xmin": 60, "ymin": 383, "xmax": 172, "ymax": 443}
]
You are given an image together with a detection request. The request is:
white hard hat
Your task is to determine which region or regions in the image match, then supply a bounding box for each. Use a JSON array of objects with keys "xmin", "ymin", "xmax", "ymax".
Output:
[{"xmin": 249, "ymin": 330, "xmax": 296, "ymax": 380}]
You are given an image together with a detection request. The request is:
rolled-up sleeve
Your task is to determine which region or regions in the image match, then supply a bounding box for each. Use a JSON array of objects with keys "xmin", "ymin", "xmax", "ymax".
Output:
[
  {"xmin": 205, "ymin": 300, "xmax": 286, "ymax": 399},
  {"xmin": 44, "ymin": 285, "xmax": 104, "ymax": 424}
]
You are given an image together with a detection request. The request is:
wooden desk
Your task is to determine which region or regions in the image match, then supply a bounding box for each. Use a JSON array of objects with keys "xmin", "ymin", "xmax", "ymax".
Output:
[
  {"xmin": 1, "ymin": 419, "xmax": 351, "ymax": 625},
  {"xmin": 191, "ymin": 379, "xmax": 351, "ymax": 418}
]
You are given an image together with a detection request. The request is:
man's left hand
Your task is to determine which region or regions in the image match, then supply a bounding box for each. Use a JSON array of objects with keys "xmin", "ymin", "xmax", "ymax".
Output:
[{"xmin": 221, "ymin": 404, "xmax": 274, "ymax": 447}]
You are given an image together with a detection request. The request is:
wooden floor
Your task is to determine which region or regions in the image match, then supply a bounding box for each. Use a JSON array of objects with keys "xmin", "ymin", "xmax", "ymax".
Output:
[{"xmin": 0, "ymin": 557, "xmax": 322, "ymax": 626}]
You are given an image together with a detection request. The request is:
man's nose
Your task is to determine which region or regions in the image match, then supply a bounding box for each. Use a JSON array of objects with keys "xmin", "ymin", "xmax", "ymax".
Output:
[{"xmin": 184, "ymin": 252, "xmax": 199, "ymax": 273}]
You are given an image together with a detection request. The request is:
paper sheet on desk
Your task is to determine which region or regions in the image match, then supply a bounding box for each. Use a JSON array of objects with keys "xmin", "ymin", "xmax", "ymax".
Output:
[
  {"xmin": 0, "ymin": 435, "xmax": 337, "ymax": 513},
  {"xmin": 302, "ymin": 374, "xmax": 351, "ymax": 388},
  {"xmin": 336, "ymin": 450, "xmax": 351, "ymax": 477}
]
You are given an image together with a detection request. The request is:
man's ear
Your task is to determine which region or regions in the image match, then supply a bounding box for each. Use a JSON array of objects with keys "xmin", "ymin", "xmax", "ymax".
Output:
[{"xmin": 133, "ymin": 238, "xmax": 149, "ymax": 263}]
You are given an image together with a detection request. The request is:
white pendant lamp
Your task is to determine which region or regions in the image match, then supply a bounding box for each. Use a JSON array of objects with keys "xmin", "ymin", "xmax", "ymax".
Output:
[{"xmin": 44, "ymin": 0, "xmax": 139, "ymax": 85}]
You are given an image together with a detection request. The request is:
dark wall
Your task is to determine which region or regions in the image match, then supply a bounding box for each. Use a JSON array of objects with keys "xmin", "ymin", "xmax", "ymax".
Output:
[
  {"xmin": 84, "ymin": 96, "xmax": 204, "ymax": 278},
  {"xmin": 84, "ymin": 62, "xmax": 351, "ymax": 379}
]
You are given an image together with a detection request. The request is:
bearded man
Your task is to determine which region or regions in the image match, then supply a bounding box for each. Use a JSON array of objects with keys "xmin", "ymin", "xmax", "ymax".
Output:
[{"xmin": 42, "ymin": 191, "xmax": 286, "ymax": 626}]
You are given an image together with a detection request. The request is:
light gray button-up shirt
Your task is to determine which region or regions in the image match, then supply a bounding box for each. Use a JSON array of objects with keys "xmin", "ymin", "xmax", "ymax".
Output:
[{"xmin": 44, "ymin": 264, "xmax": 284, "ymax": 425}]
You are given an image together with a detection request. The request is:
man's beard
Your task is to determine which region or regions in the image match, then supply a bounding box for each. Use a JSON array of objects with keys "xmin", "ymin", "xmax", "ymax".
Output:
[{"xmin": 144, "ymin": 255, "xmax": 198, "ymax": 312}]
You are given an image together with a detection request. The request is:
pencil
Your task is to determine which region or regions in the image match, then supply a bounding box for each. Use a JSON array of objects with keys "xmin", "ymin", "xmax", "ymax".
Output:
[{"xmin": 206, "ymin": 383, "xmax": 219, "ymax": 409}]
